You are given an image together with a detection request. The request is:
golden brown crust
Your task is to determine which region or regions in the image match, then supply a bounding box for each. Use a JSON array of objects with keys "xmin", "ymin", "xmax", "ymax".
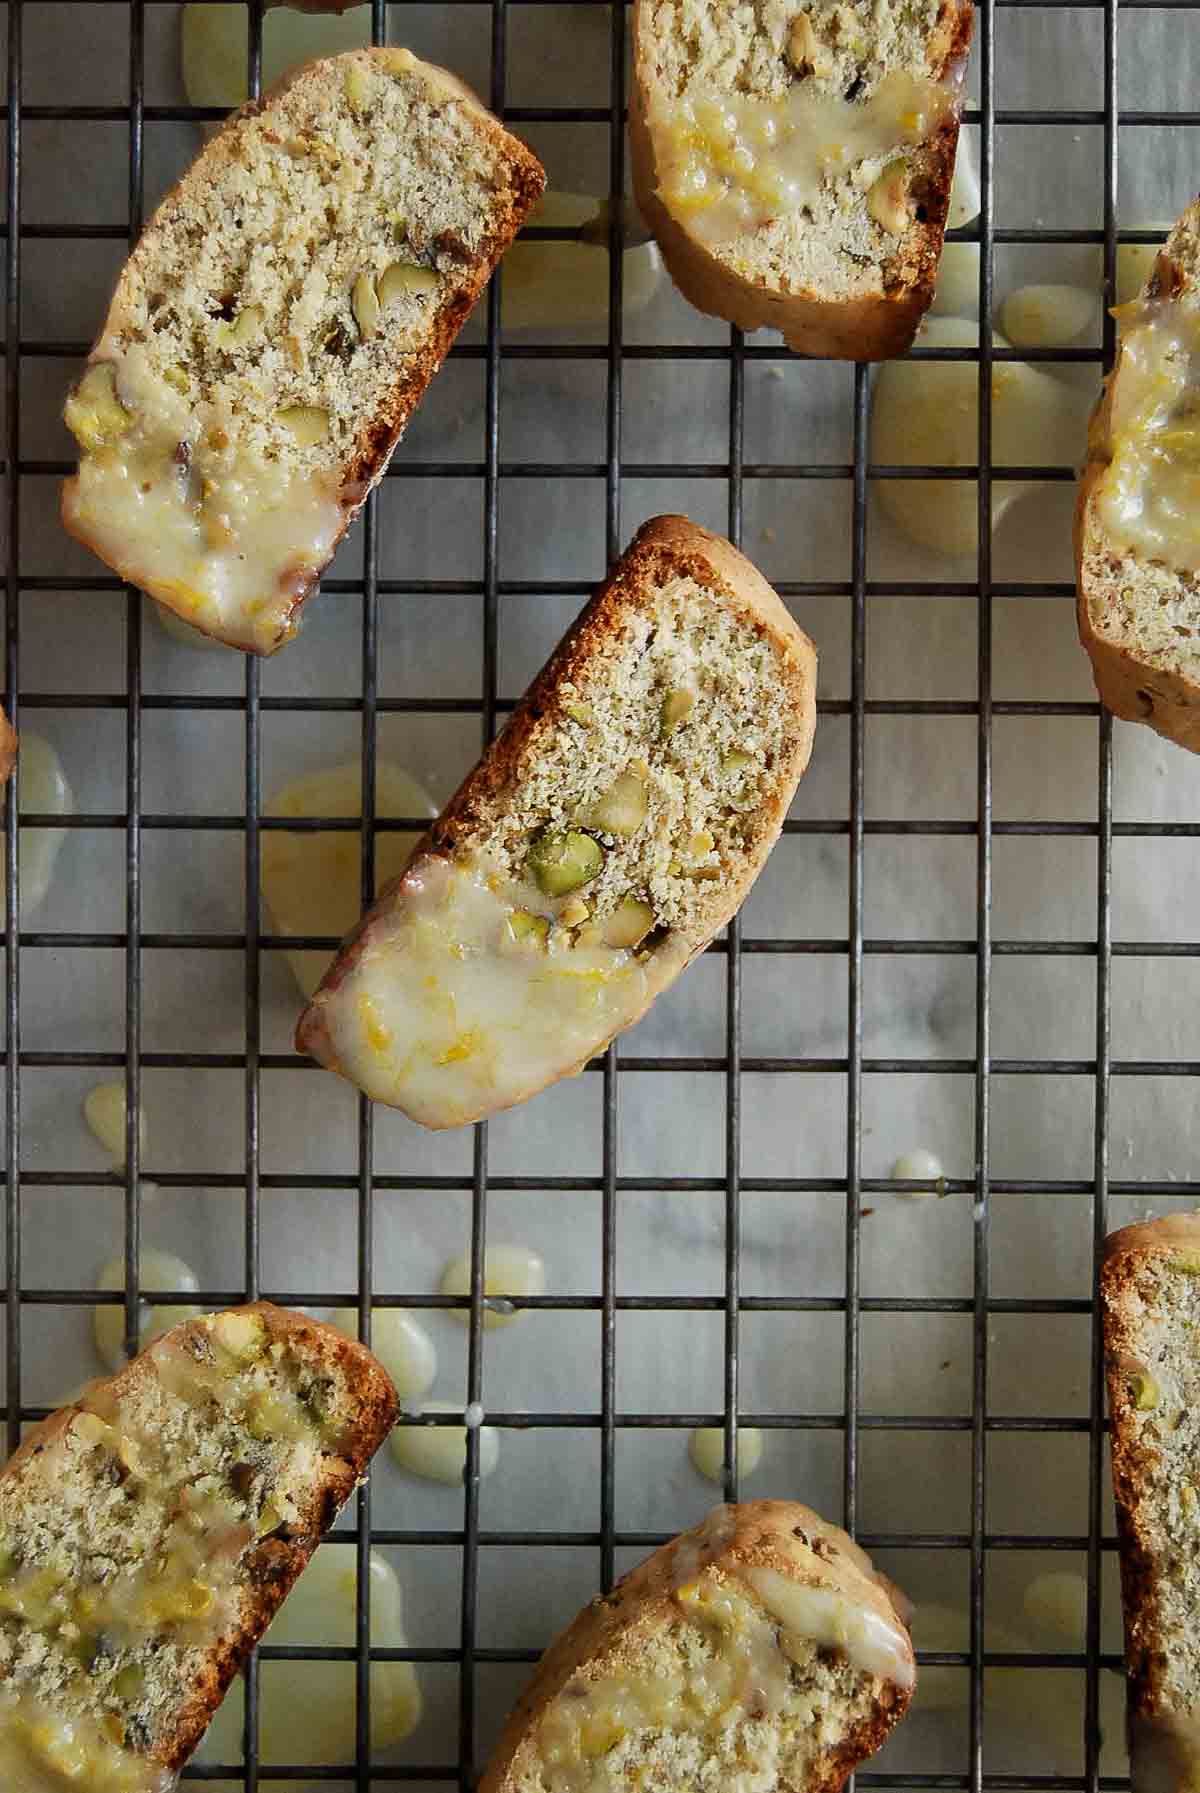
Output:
[
  {"xmin": 1075, "ymin": 225, "xmax": 1200, "ymax": 751},
  {"xmin": 295, "ymin": 514, "xmax": 818, "ymax": 1093},
  {"xmin": 629, "ymin": 0, "xmax": 974, "ymax": 359},
  {"xmin": 0, "ymin": 711, "xmax": 16, "ymax": 788},
  {"xmin": 2, "ymin": 1302, "xmax": 398, "ymax": 1775},
  {"xmin": 479, "ymin": 1500, "xmax": 914, "ymax": 1793},
  {"xmin": 1100, "ymin": 1219, "xmax": 1200, "ymax": 1744},
  {"xmin": 60, "ymin": 50, "xmax": 544, "ymax": 655}
]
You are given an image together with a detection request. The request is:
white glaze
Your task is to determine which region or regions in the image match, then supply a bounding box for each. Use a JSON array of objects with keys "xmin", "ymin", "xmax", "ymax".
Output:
[
  {"xmin": 3, "ymin": 735, "xmax": 72, "ymax": 920},
  {"xmin": 745, "ymin": 1564, "xmax": 915, "ymax": 1690},
  {"xmin": 310, "ymin": 850, "xmax": 687, "ymax": 1128},
  {"xmin": 391, "ymin": 1401, "xmax": 500, "ymax": 1484},
  {"xmin": 688, "ymin": 1425, "xmax": 764, "ymax": 1482},
  {"xmin": 650, "ymin": 72, "xmax": 956, "ymax": 248},
  {"xmin": 83, "ymin": 1083, "xmax": 146, "ymax": 1169},
  {"xmin": 0, "ymin": 1689, "xmax": 175, "ymax": 1793},
  {"xmin": 261, "ymin": 759, "xmax": 436, "ymax": 998},
  {"xmin": 502, "ymin": 191, "xmax": 662, "ymax": 332},
  {"xmin": 439, "ymin": 1243, "xmax": 546, "ymax": 1329},
  {"xmin": 92, "ymin": 1250, "xmax": 201, "ymax": 1374},
  {"xmin": 63, "ymin": 342, "xmax": 345, "ymax": 655},
  {"xmin": 890, "ymin": 1146, "xmax": 945, "ymax": 1196},
  {"xmin": 195, "ymin": 1545, "xmax": 421, "ymax": 1773},
  {"xmin": 1097, "ymin": 290, "xmax": 1200, "ymax": 573},
  {"xmin": 327, "ymin": 1307, "xmax": 437, "ymax": 1402},
  {"xmin": 1000, "ymin": 283, "xmax": 1097, "ymax": 350}
]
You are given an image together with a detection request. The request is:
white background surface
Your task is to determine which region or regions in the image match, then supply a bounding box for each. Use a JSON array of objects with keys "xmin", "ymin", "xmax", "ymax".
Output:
[{"xmin": 7, "ymin": 1, "xmax": 1200, "ymax": 1784}]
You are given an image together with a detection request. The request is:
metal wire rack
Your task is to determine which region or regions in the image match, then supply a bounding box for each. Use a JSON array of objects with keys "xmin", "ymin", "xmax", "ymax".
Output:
[{"xmin": 1, "ymin": 0, "xmax": 1182, "ymax": 1784}]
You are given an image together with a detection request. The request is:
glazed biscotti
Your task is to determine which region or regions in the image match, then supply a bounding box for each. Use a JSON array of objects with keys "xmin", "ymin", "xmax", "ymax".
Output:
[
  {"xmin": 0, "ymin": 1303, "xmax": 396, "ymax": 1790},
  {"xmin": 1076, "ymin": 200, "xmax": 1200, "ymax": 751},
  {"xmin": 297, "ymin": 515, "xmax": 817, "ymax": 1128},
  {"xmin": 631, "ymin": 0, "xmax": 973, "ymax": 357},
  {"xmin": 1102, "ymin": 1215, "xmax": 1200, "ymax": 1791},
  {"xmin": 480, "ymin": 1500, "xmax": 915, "ymax": 1793},
  {"xmin": 62, "ymin": 48, "xmax": 543, "ymax": 655}
]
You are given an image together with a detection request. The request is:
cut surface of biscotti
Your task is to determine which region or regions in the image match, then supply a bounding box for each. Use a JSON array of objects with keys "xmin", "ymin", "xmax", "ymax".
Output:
[
  {"xmin": 1076, "ymin": 199, "xmax": 1200, "ymax": 751},
  {"xmin": 0, "ymin": 1302, "xmax": 397, "ymax": 1790},
  {"xmin": 630, "ymin": 0, "xmax": 973, "ymax": 358},
  {"xmin": 297, "ymin": 515, "xmax": 817, "ymax": 1128},
  {"xmin": 1102, "ymin": 1214, "xmax": 1200, "ymax": 1789},
  {"xmin": 480, "ymin": 1499, "xmax": 914, "ymax": 1793},
  {"xmin": 61, "ymin": 48, "xmax": 543, "ymax": 655}
]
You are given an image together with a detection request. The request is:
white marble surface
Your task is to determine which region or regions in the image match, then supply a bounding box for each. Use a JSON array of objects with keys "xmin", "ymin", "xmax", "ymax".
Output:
[{"xmin": 6, "ymin": 2, "xmax": 1200, "ymax": 1785}]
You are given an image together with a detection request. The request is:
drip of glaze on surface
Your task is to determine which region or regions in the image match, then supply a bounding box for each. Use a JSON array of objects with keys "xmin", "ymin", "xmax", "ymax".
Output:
[
  {"xmin": 1097, "ymin": 292, "xmax": 1200, "ymax": 574},
  {"xmin": 650, "ymin": 71, "xmax": 956, "ymax": 248}
]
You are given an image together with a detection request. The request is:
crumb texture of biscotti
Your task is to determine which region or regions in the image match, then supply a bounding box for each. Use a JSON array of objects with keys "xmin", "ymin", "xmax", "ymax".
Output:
[
  {"xmin": 297, "ymin": 515, "xmax": 817, "ymax": 1128},
  {"xmin": 1102, "ymin": 1215, "xmax": 1200, "ymax": 1783},
  {"xmin": 631, "ymin": 0, "xmax": 972, "ymax": 356},
  {"xmin": 1076, "ymin": 198, "xmax": 1200, "ymax": 752},
  {"xmin": 0, "ymin": 1303, "xmax": 397, "ymax": 1788},
  {"xmin": 61, "ymin": 47, "xmax": 543, "ymax": 656},
  {"xmin": 480, "ymin": 1499, "xmax": 914, "ymax": 1793}
]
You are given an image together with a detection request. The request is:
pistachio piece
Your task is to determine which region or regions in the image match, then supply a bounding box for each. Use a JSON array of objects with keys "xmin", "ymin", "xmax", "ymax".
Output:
[
  {"xmin": 587, "ymin": 770, "xmax": 649, "ymax": 837},
  {"xmin": 507, "ymin": 907, "xmax": 550, "ymax": 946},
  {"xmin": 1130, "ymin": 1366, "xmax": 1159, "ymax": 1410},
  {"xmin": 163, "ymin": 366, "xmax": 189, "ymax": 395},
  {"xmin": 352, "ymin": 271, "xmax": 382, "ymax": 340},
  {"xmin": 256, "ymin": 1501, "xmax": 283, "ymax": 1536},
  {"xmin": 867, "ymin": 161, "xmax": 912, "ymax": 236},
  {"xmin": 379, "ymin": 261, "xmax": 439, "ymax": 304},
  {"xmin": 114, "ymin": 1664, "xmax": 144, "ymax": 1701},
  {"xmin": 661, "ymin": 687, "xmax": 695, "ymax": 735},
  {"xmin": 688, "ymin": 829, "xmax": 715, "ymax": 859},
  {"xmin": 64, "ymin": 363, "xmax": 132, "ymax": 455},
  {"xmin": 210, "ymin": 1309, "xmax": 267, "ymax": 1365},
  {"xmin": 787, "ymin": 11, "xmax": 831, "ymax": 75},
  {"xmin": 722, "ymin": 749, "xmax": 754, "ymax": 777},
  {"xmin": 278, "ymin": 405, "xmax": 329, "ymax": 447},
  {"xmin": 563, "ymin": 699, "xmax": 593, "ymax": 726},
  {"xmin": 559, "ymin": 895, "xmax": 591, "ymax": 927},
  {"xmin": 219, "ymin": 304, "xmax": 263, "ymax": 349},
  {"xmin": 344, "ymin": 59, "xmax": 371, "ymax": 111},
  {"xmin": 528, "ymin": 829, "xmax": 605, "ymax": 897},
  {"xmin": 602, "ymin": 898, "xmax": 655, "ymax": 949}
]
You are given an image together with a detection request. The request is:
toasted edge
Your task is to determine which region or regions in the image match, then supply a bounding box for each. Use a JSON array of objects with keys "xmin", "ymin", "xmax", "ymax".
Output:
[
  {"xmin": 1100, "ymin": 1215, "xmax": 1200, "ymax": 1753},
  {"xmin": 0, "ymin": 712, "xmax": 15, "ymax": 788},
  {"xmin": 628, "ymin": 0, "xmax": 974, "ymax": 360},
  {"xmin": 1074, "ymin": 205, "xmax": 1200, "ymax": 750},
  {"xmin": 295, "ymin": 514, "xmax": 818, "ymax": 1118},
  {"xmin": 60, "ymin": 49, "xmax": 545, "ymax": 655},
  {"xmin": 1, "ymin": 1301, "xmax": 399, "ymax": 1774},
  {"xmin": 478, "ymin": 1498, "xmax": 914, "ymax": 1793}
]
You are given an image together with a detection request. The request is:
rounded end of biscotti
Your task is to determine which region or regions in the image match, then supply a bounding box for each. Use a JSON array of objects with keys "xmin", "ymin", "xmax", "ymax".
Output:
[{"xmin": 1104, "ymin": 1212, "xmax": 1200, "ymax": 1268}]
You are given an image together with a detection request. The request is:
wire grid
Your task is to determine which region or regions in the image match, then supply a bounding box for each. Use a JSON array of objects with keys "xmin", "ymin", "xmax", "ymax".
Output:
[{"xmin": 0, "ymin": 0, "xmax": 1161, "ymax": 1784}]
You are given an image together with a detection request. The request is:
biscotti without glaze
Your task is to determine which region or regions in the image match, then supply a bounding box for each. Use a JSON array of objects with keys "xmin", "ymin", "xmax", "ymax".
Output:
[
  {"xmin": 0, "ymin": 1303, "xmax": 396, "ymax": 1790},
  {"xmin": 1076, "ymin": 199, "xmax": 1200, "ymax": 751},
  {"xmin": 62, "ymin": 48, "xmax": 543, "ymax": 655},
  {"xmin": 631, "ymin": 0, "xmax": 973, "ymax": 358},
  {"xmin": 297, "ymin": 514, "xmax": 817, "ymax": 1128},
  {"xmin": 480, "ymin": 1500, "xmax": 915, "ymax": 1793},
  {"xmin": 1102, "ymin": 1215, "xmax": 1200, "ymax": 1792}
]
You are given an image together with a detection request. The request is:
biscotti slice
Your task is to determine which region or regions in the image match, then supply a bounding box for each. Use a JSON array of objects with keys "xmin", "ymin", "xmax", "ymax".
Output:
[
  {"xmin": 296, "ymin": 514, "xmax": 817, "ymax": 1128},
  {"xmin": 1075, "ymin": 201, "xmax": 1200, "ymax": 751},
  {"xmin": 630, "ymin": 0, "xmax": 973, "ymax": 359},
  {"xmin": 0, "ymin": 1302, "xmax": 397, "ymax": 1790},
  {"xmin": 61, "ymin": 48, "xmax": 544, "ymax": 656},
  {"xmin": 480, "ymin": 1499, "xmax": 914, "ymax": 1793},
  {"xmin": 1101, "ymin": 1214, "xmax": 1200, "ymax": 1788}
]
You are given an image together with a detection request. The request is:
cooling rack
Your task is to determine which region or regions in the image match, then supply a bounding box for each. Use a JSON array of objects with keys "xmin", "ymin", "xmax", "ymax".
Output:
[{"xmin": 2, "ymin": 0, "xmax": 1189, "ymax": 1785}]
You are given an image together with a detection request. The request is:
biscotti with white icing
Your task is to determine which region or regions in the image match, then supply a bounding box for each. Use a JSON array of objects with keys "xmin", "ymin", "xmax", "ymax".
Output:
[
  {"xmin": 0, "ymin": 1303, "xmax": 397, "ymax": 1790},
  {"xmin": 479, "ymin": 1500, "xmax": 915, "ymax": 1793},
  {"xmin": 296, "ymin": 514, "xmax": 817, "ymax": 1128},
  {"xmin": 630, "ymin": 0, "xmax": 973, "ymax": 358},
  {"xmin": 1102, "ymin": 1215, "xmax": 1200, "ymax": 1793},
  {"xmin": 1075, "ymin": 199, "xmax": 1200, "ymax": 751},
  {"xmin": 61, "ymin": 47, "xmax": 543, "ymax": 655}
]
